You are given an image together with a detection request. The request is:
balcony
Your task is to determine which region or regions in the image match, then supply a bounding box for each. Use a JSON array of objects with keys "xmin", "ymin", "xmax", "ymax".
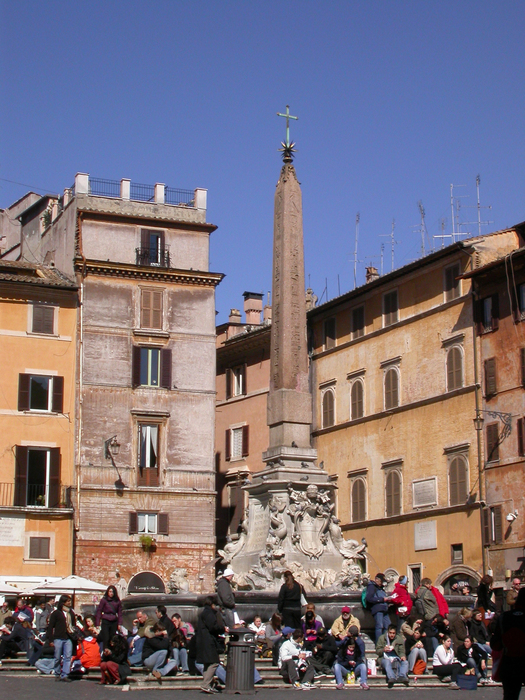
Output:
[
  {"xmin": 0, "ymin": 483, "xmax": 73, "ymax": 509},
  {"xmin": 135, "ymin": 245, "xmax": 171, "ymax": 268}
]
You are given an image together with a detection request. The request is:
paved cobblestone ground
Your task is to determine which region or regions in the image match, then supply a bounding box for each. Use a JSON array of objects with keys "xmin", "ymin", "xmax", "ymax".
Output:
[{"xmin": 0, "ymin": 676, "xmax": 506, "ymax": 698}]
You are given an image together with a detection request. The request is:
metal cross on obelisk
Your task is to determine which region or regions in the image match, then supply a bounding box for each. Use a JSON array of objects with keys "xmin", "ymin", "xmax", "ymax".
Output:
[{"xmin": 277, "ymin": 105, "xmax": 298, "ymax": 159}]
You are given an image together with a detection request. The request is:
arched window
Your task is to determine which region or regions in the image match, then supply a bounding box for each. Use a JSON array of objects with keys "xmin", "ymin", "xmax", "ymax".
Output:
[
  {"xmin": 449, "ymin": 456, "xmax": 468, "ymax": 505},
  {"xmin": 322, "ymin": 389, "xmax": 335, "ymax": 428},
  {"xmin": 385, "ymin": 470, "xmax": 401, "ymax": 517},
  {"xmin": 447, "ymin": 346, "xmax": 463, "ymax": 391},
  {"xmin": 351, "ymin": 380, "xmax": 364, "ymax": 420},
  {"xmin": 351, "ymin": 479, "xmax": 366, "ymax": 522},
  {"xmin": 384, "ymin": 368, "xmax": 399, "ymax": 410}
]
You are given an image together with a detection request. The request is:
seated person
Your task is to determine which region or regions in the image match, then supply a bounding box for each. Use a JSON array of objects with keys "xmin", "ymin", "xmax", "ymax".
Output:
[
  {"xmin": 469, "ymin": 609, "xmax": 491, "ymax": 655},
  {"xmin": 301, "ymin": 603, "xmax": 325, "ymax": 628},
  {"xmin": 331, "ymin": 606, "xmax": 361, "ymax": 641},
  {"xmin": 33, "ymin": 640, "xmax": 56, "ymax": 675},
  {"xmin": 308, "ymin": 627, "xmax": 337, "ymax": 677},
  {"xmin": 278, "ymin": 627, "xmax": 316, "ymax": 688},
  {"xmin": 404, "ymin": 627, "xmax": 427, "ymax": 673},
  {"xmin": 71, "ymin": 633, "xmax": 101, "ymax": 673},
  {"xmin": 334, "ymin": 625, "xmax": 369, "ymax": 690},
  {"xmin": 432, "ymin": 635, "xmax": 465, "ymax": 686},
  {"xmin": 302, "ymin": 610, "xmax": 322, "ymax": 651},
  {"xmin": 142, "ymin": 623, "xmax": 170, "ymax": 675},
  {"xmin": 456, "ymin": 636, "xmax": 488, "ymax": 681},
  {"xmin": 172, "ymin": 613, "xmax": 194, "ymax": 639},
  {"xmin": 128, "ymin": 610, "xmax": 155, "ymax": 666},
  {"xmin": 265, "ymin": 612, "xmax": 283, "ymax": 666},
  {"xmin": 248, "ymin": 615, "xmax": 268, "ymax": 655},
  {"xmin": 170, "ymin": 626, "xmax": 189, "ymax": 675},
  {"xmin": 376, "ymin": 624, "xmax": 409, "ymax": 687},
  {"xmin": 100, "ymin": 634, "xmax": 131, "ymax": 685},
  {"xmin": 401, "ymin": 612, "xmax": 423, "ymax": 639}
]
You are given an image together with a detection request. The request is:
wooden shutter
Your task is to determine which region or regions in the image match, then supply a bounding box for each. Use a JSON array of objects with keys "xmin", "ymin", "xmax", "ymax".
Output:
[
  {"xmin": 324, "ymin": 318, "xmax": 336, "ymax": 349},
  {"xmin": 491, "ymin": 294, "xmax": 499, "ymax": 331},
  {"xmin": 158, "ymin": 513, "xmax": 169, "ymax": 535},
  {"xmin": 486, "ymin": 423, "xmax": 500, "ymax": 462},
  {"xmin": 241, "ymin": 425, "xmax": 249, "ymax": 457},
  {"xmin": 352, "ymin": 480, "xmax": 365, "ymax": 522},
  {"xmin": 447, "ymin": 347, "xmax": 463, "ymax": 391},
  {"xmin": 225, "ymin": 429, "xmax": 231, "ymax": 461},
  {"xmin": 322, "ymin": 391, "xmax": 334, "ymax": 427},
  {"xmin": 141, "ymin": 229, "xmax": 149, "ymax": 255},
  {"xmin": 352, "ymin": 306, "xmax": 365, "ymax": 338},
  {"xmin": 18, "ymin": 374, "xmax": 30, "ymax": 411},
  {"xmin": 386, "ymin": 471, "xmax": 401, "ymax": 517},
  {"xmin": 474, "ymin": 299, "xmax": 483, "ymax": 335},
  {"xmin": 484, "ymin": 358, "xmax": 497, "ymax": 396},
  {"xmin": 385, "ymin": 368, "xmax": 399, "ymax": 409},
  {"xmin": 521, "ymin": 348, "xmax": 525, "ymax": 387},
  {"xmin": 482, "ymin": 508, "xmax": 491, "ymax": 546},
  {"xmin": 351, "ymin": 381, "xmax": 363, "ymax": 419},
  {"xmin": 141, "ymin": 290, "xmax": 163, "ymax": 329},
  {"xmin": 48, "ymin": 448, "xmax": 60, "ymax": 507},
  {"xmin": 517, "ymin": 417, "xmax": 525, "ymax": 457},
  {"xmin": 449, "ymin": 457, "xmax": 467, "ymax": 505},
  {"xmin": 160, "ymin": 348, "xmax": 172, "ymax": 389},
  {"xmin": 129, "ymin": 512, "xmax": 138, "ymax": 535},
  {"xmin": 52, "ymin": 376, "xmax": 64, "ymax": 413},
  {"xmin": 14, "ymin": 446, "xmax": 28, "ymax": 506},
  {"xmin": 493, "ymin": 505, "xmax": 503, "ymax": 544},
  {"xmin": 225, "ymin": 368, "xmax": 232, "ymax": 400},
  {"xmin": 29, "ymin": 537, "xmax": 50, "ymax": 559},
  {"xmin": 132, "ymin": 345, "xmax": 141, "ymax": 387},
  {"xmin": 242, "ymin": 363, "xmax": 247, "ymax": 395},
  {"xmin": 32, "ymin": 305, "xmax": 54, "ymax": 334}
]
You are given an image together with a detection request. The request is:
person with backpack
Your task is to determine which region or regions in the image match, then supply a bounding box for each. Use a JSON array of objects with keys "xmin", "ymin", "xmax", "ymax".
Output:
[
  {"xmin": 366, "ymin": 573, "xmax": 391, "ymax": 642},
  {"xmin": 414, "ymin": 578, "xmax": 439, "ymax": 622},
  {"xmin": 490, "ymin": 588, "xmax": 525, "ymax": 700}
]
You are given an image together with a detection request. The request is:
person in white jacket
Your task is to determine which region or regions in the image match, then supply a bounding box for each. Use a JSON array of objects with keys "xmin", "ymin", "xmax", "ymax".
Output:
[
  {"xmin": 278, "ymin": 627, "xmax": 316, "ymax": 689},
  {"xmin": 432, "ymin": 636, "xmax": 465, "ymax": 686}
]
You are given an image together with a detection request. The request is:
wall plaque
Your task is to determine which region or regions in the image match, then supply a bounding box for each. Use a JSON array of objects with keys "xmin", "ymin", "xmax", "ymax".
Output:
[
  {"xmin": 414, "ymin": 520, "xmax": 437, "ymax": 551},
  {"xmin": 0, "ymin": 516, "xmax": 25, "ymax": 547},
  {"xmin": 413, "ymin": 478, "xmax": 437, "ymax": 508},
  {"xmin": 245, "ymin": 500, "xmax": 270, "ymax": 554},
  {"xmin": 128, "ymin": 571, "xmax": 165, "ymax": 594}
]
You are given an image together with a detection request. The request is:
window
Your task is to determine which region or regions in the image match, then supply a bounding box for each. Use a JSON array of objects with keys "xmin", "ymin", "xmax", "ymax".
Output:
[
  {"xmin": 351, "ymin": 479, "xmax": 366, "ymax": 523},
  {"xmin": 138, "ymin": 424, "xmax": 159, "ymax": 486},
  {"xmin": 408, "ymin": 564, "xmax": 422, "ymax": 593},
  {"xmin": 449, "ymin": 456, "xmax": 468, "ymax": 505},
  {"xmin": 129, "ymin": 511, "xmax": 169, "ymax": 535},
  {"xmin": 518, "ymin": 417, "xmax": 525, "ymax": 457},
  {"xmin": 446, "ymin": 347, "xmax": 463, "ymax": 391},
  {"xmin": 324, "ymin": 318, "xmax": 336, "ymax": 350},
  {"xmin": 484, "ymin": 358, "xmax": 497, "ymax": 396},
  {"xmin": 444, "ymin": 264, "xmax": 461, "ymax": 302},
  {"xmin": 351, "ymin": 306, "xmax": 365, "ymax": 339},
  {"xmin": 384, "ymin": 367, "xmax": 399, "ymax": 410},
  {"xmin": 225, "ymin": 425, "xmax": 249, "ymax": 461},
  {"xmin": 482, "ymin": 505, "xmax": 503, "ymax": 545},
  {"xmin": 486, "ymin": 423, "xmax": 500, "ymax": 462},
  {"xmin": 132, "ymin": 346, "xmax": 172, "ymax": 388},
  {"xmin": 29, "ymin": 537, "xmax": 50, "ymax": 560},
  {"xmin": 140, "ymin": 289, "xmax": 163, "ymax": 329},
  {"xmin": 14, "ymin": 446, "xmax": 60, "ymax": 507},
  {"xmin": 451, "ymin": 543, "xmax": 463, "ymax": 564},
  {"xmin": 385, "ymin": 470, "xmax": 401, "ymax": 517},
  {"xmin": 322, "ymin": 389, "xmax": 335, "ymax": 428},
  {"xmin": 225, "ymin": 365, "xmax": 247, "ymax": 399},
  {"xmin": 475, "ymin": 294, "xmax": 499, "ymax": 334},
  {"xmin": 520, "ymin": 348, "xmax": 525, "ymax": 387},
  {"xmin": 31, "ymin": 304, "xmax": 55, "ymax": 334},
  {"xmin": 18, "ymin": 375, "xmax": 63, "ymax": 413},
  {"xmin": 138, "ymin": 229, "xmax": 168, "ymax": 267},
  {"xmin": 350, "ymin": 380, "xmax": 364, "ymax": 420},
  {"xmin": 514, "ymin": 284, "xmax": 525, "ymax": 321},
  {"xmin": 383, "ymin": 290, "xmax": 398, "ymax": 327}
]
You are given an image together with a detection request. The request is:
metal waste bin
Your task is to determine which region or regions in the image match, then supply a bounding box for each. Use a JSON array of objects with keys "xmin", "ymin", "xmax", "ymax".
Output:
[{"xmin": 225, "ymin": 640, "xmax": 255, "ymax": 694}]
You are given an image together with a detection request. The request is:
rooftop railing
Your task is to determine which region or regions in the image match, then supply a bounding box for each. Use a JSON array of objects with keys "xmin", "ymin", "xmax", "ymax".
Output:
[{"xmin": 71, "ymin": 174, "xmax": 199, "ymax": 208}]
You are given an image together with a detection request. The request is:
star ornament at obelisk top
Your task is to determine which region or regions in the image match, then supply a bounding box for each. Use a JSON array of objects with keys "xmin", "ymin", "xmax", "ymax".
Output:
[{"xmin": 277, "ymin": 105, "xmax": 298, "ymax": 162}]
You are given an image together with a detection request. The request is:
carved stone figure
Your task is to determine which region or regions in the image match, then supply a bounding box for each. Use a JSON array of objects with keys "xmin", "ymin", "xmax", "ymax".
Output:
[
  {"xmin": 168, "ymin": 567, "xmax": 190, "ymax": 594},
  {"xmin": 328, "ymin": 518, "xmax": 367, "ymax": 560},
  {"xmin": 217, "ymin": 510, "xmax": 249, "ymax": 563}
]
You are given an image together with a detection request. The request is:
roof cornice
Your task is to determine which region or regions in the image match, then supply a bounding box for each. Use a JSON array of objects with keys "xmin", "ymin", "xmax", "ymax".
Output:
[{"xmin": 75, "ymin": 258, "xmax": 224, "ymax": 287}]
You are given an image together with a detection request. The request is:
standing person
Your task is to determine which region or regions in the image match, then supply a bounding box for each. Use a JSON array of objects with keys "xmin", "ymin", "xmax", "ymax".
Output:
[
  {"xmin": 376, "ymin": 624, "xmax": 409, "ymax": 688},
  {"xmin": 476, "ymin": 575, "xmax": 496, "ymax": 626},
  {"xmin": 216, "ymin": 568, "xmax": 236, "ymax": 629},
  {"xmin": 95, "ymin": 585, "xmax": 122, "ymax": 649},
  {"xmin": 366, "ymin": 573, "xmax": 391, "ymax": 642},
  {"xmin": 334, "ymin": 625, "xmax": 369, "ymax": 690},
  {"xmin": 432, "ymin": 635, "xmax": 465, "ymax": 686},
  {"xmin": 506, "ymin": 578, "xmax": 522, "ymax": 610},
  {"xmin": 391, "ymin": 576, "xmax": 413, "ymax": 631},
  {"xmin": 414, "ymin": 578, "xmax": 439, "ymax": 622},
  {"xmin": 491, "ymin": 588, "xmax": 525, "ymax": 700},
  {"xmin": 195, "ymin": 597, "xmax": 226, "ymax": 694},
  {"xmin": 277, "ymin": 570, "xmax": 304, "ymax": 630},
  {"xmin": 46, "ymin": 594, "xmax": 76, "ymax": 682},
  {"xmin": 34, "ymin": 600, "xmax": 51, "ymax": 634}
]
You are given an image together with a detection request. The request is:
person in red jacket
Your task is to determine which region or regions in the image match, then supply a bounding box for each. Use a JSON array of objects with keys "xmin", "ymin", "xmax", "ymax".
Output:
[
  {"xmin": 431, "ymin": 586, "xmax": 450, "ymax": 618},
  {"xmin": 391, "ymin": 576, "xmax": 413, "ymax": 631}
]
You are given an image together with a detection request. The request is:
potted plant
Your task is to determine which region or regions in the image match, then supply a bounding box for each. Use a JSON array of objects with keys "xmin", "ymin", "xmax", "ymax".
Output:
[{"xmin": 139, "ymin": 534, "xmax": 156, "ymax": 552}]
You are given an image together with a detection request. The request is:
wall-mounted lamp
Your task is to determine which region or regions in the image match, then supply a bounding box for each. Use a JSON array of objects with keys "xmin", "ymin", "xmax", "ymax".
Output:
[
  {"xmin": 104, "ymin": 435, "xmax": 120, "ymax": 460},
  {"xmin": 506, "ymin": 510, "xmax": 519, "ymax": 523},
  {"xmin": 473, "ymin": 409, "xmax": 512, "ymax": 437}
]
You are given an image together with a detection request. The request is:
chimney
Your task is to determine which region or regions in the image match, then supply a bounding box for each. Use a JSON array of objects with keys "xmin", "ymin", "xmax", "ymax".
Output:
[
  {"xmin": 243, "ymin": 292, "xmax": 263, "ymax": 325},
  {"xmin": 263, "ymin": 304, "xmax": 272, "ymax": 324},
  {"xmin": 228, "ymin": 309, "xmax": 242, "ymax": 324},
  {"xmin": 365, "ymin": 266, "xmax": 379, "ymax": 283}
]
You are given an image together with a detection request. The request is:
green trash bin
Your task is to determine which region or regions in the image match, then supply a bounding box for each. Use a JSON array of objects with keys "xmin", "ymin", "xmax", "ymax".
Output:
[{"xmin": 225, "ymin": 640, "xmax": 255, "ymax": 694}]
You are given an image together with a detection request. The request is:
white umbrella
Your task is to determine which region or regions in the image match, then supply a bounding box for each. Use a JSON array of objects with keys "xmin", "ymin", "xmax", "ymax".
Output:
[
  {"xmin": 30, "ymin": 575, "xmax": 107, "ymax": 595},
  {"xmin": 0, "ymin": 583, "xmax": 21, "ymax": 595}
]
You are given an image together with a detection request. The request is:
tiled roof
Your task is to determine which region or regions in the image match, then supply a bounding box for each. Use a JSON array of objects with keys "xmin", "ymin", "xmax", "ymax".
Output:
[{"xmin": 0, "ymin": 260, "xmax": 77, "ymax": 289}]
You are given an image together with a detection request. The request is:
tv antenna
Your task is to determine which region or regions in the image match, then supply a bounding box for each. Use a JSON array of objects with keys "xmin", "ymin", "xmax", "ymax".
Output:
[
  {"xmin": 417, "ymin": 201, "xmax": 431, "ymax": 257},
  {"xmin": 434, "ymin": 217, "xmax": 453, "ymax": 249},
  {"xmin": 353, "ymin": 213, "xmax": 363, "ymax": 289},
  {"xmin": 450, "ymin": 184, "xmax": 472, "ymax": 241},
  {"xmin": 380, "ymin": 218, "xmax": 398, "ymax": 272},
  {"xmin": 457, "ymin": 175, "xmax": 494, "ymax": 237}
]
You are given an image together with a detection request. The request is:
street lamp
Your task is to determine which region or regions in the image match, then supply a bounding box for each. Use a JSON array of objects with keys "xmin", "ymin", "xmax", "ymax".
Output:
[{"xmin": 104, "ymin": 435, "xmax": 121, "ymax": 460}]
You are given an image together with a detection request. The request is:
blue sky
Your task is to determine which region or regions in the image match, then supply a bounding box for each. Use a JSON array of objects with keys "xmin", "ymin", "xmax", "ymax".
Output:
[{"xmin": 1, "ymin": 0, "xmax": 524, "ymax": 321}]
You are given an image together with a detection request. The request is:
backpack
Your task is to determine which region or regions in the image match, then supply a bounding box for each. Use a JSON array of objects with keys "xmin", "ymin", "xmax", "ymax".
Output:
[
  {"xmin": 414, "ymin": 597, "xmax": 425, "ymax": 618},
  {"xmin": 361, "ymin": 588, "xmax": 368, "ymax": 609}
]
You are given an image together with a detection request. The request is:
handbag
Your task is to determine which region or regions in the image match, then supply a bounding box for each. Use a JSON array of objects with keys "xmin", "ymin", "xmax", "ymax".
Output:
[
  {"xmin": 413, "ymin": 659, "xmax": 427, "ymax": 675},
  {"xmin": 300, "ymin": 592, "xmax": 307, "ymax": 606}
]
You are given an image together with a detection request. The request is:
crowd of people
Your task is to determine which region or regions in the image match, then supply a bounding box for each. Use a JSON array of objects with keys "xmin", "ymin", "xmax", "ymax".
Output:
[{"xmin": 0, "ymin": 570, "xmax": 523, "ymax": 696}]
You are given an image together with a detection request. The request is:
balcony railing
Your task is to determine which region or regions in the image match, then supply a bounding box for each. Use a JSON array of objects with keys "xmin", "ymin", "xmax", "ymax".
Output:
[
  {"xmin": 135, "ymin": 246, "xmax": 171, "ymax": 268},
  {"xmin": 165, "ymin": 187, "xmax": 194, "ymax": 207},
  {"xmin": 0, "ymin": 483, "xmax": 73, "ymax": 509},
  {"xmin": 88, "ymin": 177, "xmax": 121, "ymax": 198}
]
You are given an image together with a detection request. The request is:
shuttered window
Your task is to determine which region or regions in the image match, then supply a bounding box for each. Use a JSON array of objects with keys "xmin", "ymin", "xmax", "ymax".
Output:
[
  {"xmin": 444, "ymin": 264, "xmax": 461, "ymax": 302},
  {"xmin": 14, "ymin": 446, "xmax": 60, "ymax": 507},
  {"xmin": 132, "ymin": 346, "xmax": 172, "ymax": 389},
  {"xmin": 322, "ymin": 390, "xmax": 335, "ymax": 428},
  {"xmin": 351, "ymin": 380, "xmax": 364, "ymax": 420},
  {"xmin": 32, "ymin": 305, "xmax": 55, "ymax": 334},
  {"xmin": 351, "ymin": 479, "xmax": 366, "ymax": 522},
  {"xmin": 383, "ymin": 291, "xmax": 398, "ymax": 327},
  {"xmin": 351, "ymin": 306, "xmax": 365, "ymax": 339},
  {"xmin": 384, "ymin": 368, "xmax": 399, "ymax": 409},
  {"xmin": 517, "ymin": 417, "xmax": 525, "ymax": 457},
  {"xmin": 385, "ymin": 470, "xmax": 401, "ymax": 517},
  {"xmin": 482, "ymin": 506, "xmax": 503, "ymax": 545},
  {"xmin": 476, "ymin": 294, "xmax": 499, "ymax": 334},
  {"xmin": 324, "ymin": 318, "xmax": 336, "ymax": 350},
  {"xmin": 138, "ymin": 424, "xmax": 159, "ymax": 486},
  {"xmin": 484, "ymin": 358, "xmax": 497, "ymax": 396},
  {"xmin": 521, "ymin": 348, "xmax": 525, "ymax": 387},
  {"xmin": 225, "ymin": 426, "xmax": 249, "ymax": 461},
  {"xmin": 449, "ymin": 456, "xmax": 468, "ymax": 505},
  {"xmin": 18, "ymin": 375, "xmax": 63, "ymax": 413},
  {"xmin": 486, "ymin": 423, "xmax": 500, "ymax": 462},
  {"xmin": 29, "ymin": 537, "xmax": 50, "ymax": 559},
  {"xmin": 140, "ymin": 289, "xmax": 163, "ymax": 329},
  {"xmin": 446, "ymin": 347, "xmax": 463, "ymax": 391}
]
